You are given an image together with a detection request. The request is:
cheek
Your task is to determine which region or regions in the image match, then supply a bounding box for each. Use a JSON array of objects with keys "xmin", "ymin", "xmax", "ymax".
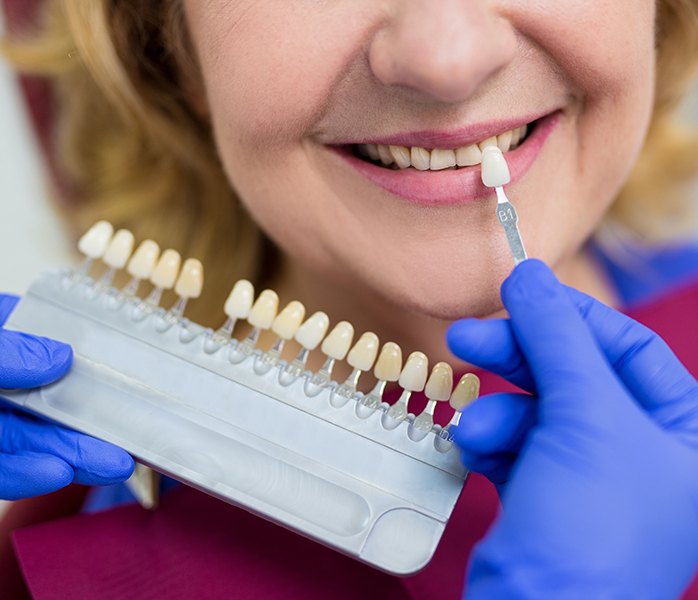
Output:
[
  {"xmin": 516, "ymin": 0, "xmax": 657, "ymax": 226},
  {"xmin": 513, "ymin": 0, "xmax": 657, "ymax": 150},
  {"xmin": 188, "ymin": 2, "xmax": 367, "ymax": 150}
]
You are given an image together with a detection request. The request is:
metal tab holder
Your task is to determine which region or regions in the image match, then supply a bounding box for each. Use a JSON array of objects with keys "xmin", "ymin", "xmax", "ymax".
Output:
[{"xmin": 1, "ymin": 269, "xmax": 468, "ymax": 575}]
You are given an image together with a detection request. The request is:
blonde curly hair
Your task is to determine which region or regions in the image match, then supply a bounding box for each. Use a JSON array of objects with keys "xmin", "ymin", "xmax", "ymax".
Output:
[{"xmin": 3, "ymin": 0, "xmax": 698, "ymax": 323}]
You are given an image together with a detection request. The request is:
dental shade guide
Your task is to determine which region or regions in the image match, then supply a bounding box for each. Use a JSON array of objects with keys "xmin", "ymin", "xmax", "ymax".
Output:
[
  {"xmin": 0, "ymin": 222, "xmax": 480, "ymax": 575},
  {"xmin": 481, "ymin": 146, "xmax": 528, "ymax": 265}
]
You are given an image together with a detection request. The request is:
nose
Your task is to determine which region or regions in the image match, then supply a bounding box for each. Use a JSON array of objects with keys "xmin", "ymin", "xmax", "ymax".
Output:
[{"xmin": 368, "ymin": 0, "xmax": 517, "ymax": 103}]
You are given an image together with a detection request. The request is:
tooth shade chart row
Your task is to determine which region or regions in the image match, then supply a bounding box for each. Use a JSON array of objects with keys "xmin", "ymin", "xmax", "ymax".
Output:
[
  {"xmin": 77, "ymin": 221, "xmax": 204, "ymax": 316},
  {"xmin": 75, "ymin": 221, "xmax": 483, "ymax": 437},
  {"xmin": 357, "ymin": 124, "xmax": 528, "ymax": 171}
]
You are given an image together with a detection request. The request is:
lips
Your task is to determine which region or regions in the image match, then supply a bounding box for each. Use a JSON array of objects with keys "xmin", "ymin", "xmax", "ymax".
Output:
[{"xmin": 328, "ymin": 111, "xmax": 561, "ymax": 206}]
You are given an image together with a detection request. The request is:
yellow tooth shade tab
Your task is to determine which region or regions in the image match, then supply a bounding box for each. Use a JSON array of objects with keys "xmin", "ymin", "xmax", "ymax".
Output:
[
  {"xmin": 294, "ymin": 311, "xmax": 330, "ymax": 350},
  {"xmin": 150, "ymin": 249, "xmax": 181, "ymax": 290},
  {"xmin": 127, "ymin": 240, "xmax": 160, "ymax": 280},
  {"xmin": 321, "ymin": 321, "xmax": 354, "ymax": 360},
  {"xmin": 78, "ymin": 220, "xmax": 114, "ymax": 259},
  {"xmin": 247, "ymin": 289, "xmax": 279, "ymax": 330},
  {"xmin": 224, "ymin": 280, "xmax": 255, "ymax": 320},
  {"xmin": 174, "ymin": 258, "xmax": 204, "ymax": 299},
  {"xmin": 424, "ymin": 362, "xmax": 454, "ymax": 401},
  {"xmin": 450, "ymin": 373, "xmax": 481, "ymax": 411},
  {"xmin": 272, "ymin": 301, "xmax": 306, "ymax": 340},
  {"xmin": 102, "ymin": 229, "xmax": 135, "ymax": 269},
  {"xmin": 399, "ymin": 352, "xmax": 429, "ymax": 392},
  {"xmin": 373, "ymin": 342, "xmax": 402, "ymax": 382},
  {"xmin": 347, "ymin": 332, "xmax": 380, "ymax": 372}
]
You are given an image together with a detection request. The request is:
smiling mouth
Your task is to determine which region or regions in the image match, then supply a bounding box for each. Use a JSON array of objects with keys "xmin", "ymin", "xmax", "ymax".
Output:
[{"xmin": 348, "ymin": 119, "xmax": 537, "ymax": 171}]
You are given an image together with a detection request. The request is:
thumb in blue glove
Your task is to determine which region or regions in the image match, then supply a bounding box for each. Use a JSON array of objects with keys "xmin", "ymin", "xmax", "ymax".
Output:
[
  {"xmin": 447, "ymin": 260, "xmax": 698, "ymax": 599},
  {"xmin": 0, "ymin": 294, "xmax": 134, "ymax": 500}
]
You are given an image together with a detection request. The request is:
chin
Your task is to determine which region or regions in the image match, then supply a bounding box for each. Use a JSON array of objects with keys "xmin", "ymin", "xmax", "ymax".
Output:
[{"xmin": 366, "ymin": 260, "xmax": 509, "ymax": 322}]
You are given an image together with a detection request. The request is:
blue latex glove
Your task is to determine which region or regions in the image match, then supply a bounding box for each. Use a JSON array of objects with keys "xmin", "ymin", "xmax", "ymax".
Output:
[
  {"xmin": 0, "ymin": 294, "xmax": 134, "ymax": 500},
  {"xmin": 447, "ymin": 260, "xmax": 698, "ymax": 599}
]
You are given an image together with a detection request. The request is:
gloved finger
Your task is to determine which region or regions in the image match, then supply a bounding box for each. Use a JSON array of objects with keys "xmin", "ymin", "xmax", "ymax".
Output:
[
  {"xmin": 0, "ymin": 409, "xmax": 134, "ymax": 484},
  {"xmin": 448, "ymin": 287, "xmax": 698, "ymax": 427},
  {"xmin": 446, "ymin": 319, "xmax": 534, "ymax": 392},
  {"xmin": 0, "ymin": 328, "xmax": 73, "ymax": 388},
  {"xmin": 500, "ymin": 260, "xmax": 622, "ymax": 411},
  {"xmin": 0, "ymin": 451, "xmax": 74, "ymax": 500},
  {"xmin": 451, "ymin": 392, "xmax": 537, "ymax": 455},
  {"xmin": 460, "ymin": 449, "xmax": 517, "ymax": 487},
  {"xmin": 567, "ymin": 286, "xmax": 698, "ymax": 425},
  {"xmin": 0, "ymin": 294, "xmax": 19, "ymax": 326}
]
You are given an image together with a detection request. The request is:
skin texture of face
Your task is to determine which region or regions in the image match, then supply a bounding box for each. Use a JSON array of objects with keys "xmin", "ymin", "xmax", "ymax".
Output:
[{"xmin": 183, "ymin": 0, "xmax": 656, "ymax": 364}]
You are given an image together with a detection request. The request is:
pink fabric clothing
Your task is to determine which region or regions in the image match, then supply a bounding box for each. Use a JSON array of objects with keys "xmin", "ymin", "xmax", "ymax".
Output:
[{"xmin": 12, "ymin": 278, "xmax": 698, "ymax": 599}]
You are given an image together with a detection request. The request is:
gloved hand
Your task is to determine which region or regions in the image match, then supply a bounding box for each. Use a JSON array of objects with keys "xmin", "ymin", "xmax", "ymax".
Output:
[
  {"xmin": 447, "ymin": 260, "xmax": 698, "ymax": 599},
  {"xmin": 0, "ymin": 294, "xmax": 134, "ymax": 500}
]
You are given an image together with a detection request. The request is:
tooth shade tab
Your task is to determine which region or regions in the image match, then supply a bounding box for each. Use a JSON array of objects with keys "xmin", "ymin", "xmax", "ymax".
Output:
[
  {"xmin": 247, "ymin": 289, "xmax": 279, "ymax": 330},
  {"xmin": 321, "ymin": 321, "xmax": 354, "ymax": 360},
  {"xmin": 450, "ymin": 373, "xmax": 481, "ymax": 410},
  {"xmin": 78, "ymin": 220, "xmax": 114, "ymax": 259},
  {"xmin": 150, "ymin": 249, "xmax": 181, "ymax": 290},
  {"xmin": 481, "ymin": 146, "xmax": 511, "ymax": 188},
  {"xmin": 174, "ymin": 258, "xmax": 204, "ymax": 299},
  {"xmin": 294, "ymin": 311, "xmax": 330, "ymax": 350},
  {"xmin": 127, "ymin": 240, "xmax": 160, "ymax": 279},
  {"xmin": 347, "ymin": 332, "xmax": 380, "ymax": 372},
  {"xmin": 373, "ymin": 342, "xmax": 402, "ymax": 382},
  {"xmin": 425, "ymin": 362, "xmax": 454, "ymax": 401},
  {"xmin": 398, "ymin": 351, "xmax": 429, "ymax": 392},
  {"xmin": 272, "ymin": 301, "xmax": 306, "ymax": 340},
  {"xmin": 224, "ymin": 280, "xmax": 255, "ymax": 320},
  {"xmin": 102, "ymin": 229, "xmax": 135, "ymax": 269}
]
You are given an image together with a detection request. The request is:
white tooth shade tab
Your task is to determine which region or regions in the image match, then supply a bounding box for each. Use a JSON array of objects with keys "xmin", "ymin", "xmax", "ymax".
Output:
[
  {"xmin": 150, "ymin": 249, "xmax": 181, "ymax": 289},
  {"xmin": 450, "ymin": 373, "xmax": 481, "ymax": 410},
  {"xmin": 224, "ymin": 280, "xmax": 255, "ymax": 320},
  {"xmin": 271, "ymin": 301, "xmax": 306, "ymax": 340},
  {"xmin": 321, "ymin": 321, "xmax": 354, "ymax": 360},
  {"xmin": 398, "ymin": 352, "xmax": 429, "ymax": 392},
  {"xmin": 347, "ymin": 332, "xmax": 380, "ymax": 372},
  {"xmin": 78, "ymin": 220, "xmax": 114, "ymax": 259},
  {"xmin": 481, "ymin": 146, "xmax": 511, "ymax": 188},
  {"xmin": 247, "ymin": 289, "xmax": 279, "ymax": 330},
  {"xmin": 127, "ymin": 240, "xmax": 160, "ymax": 279},
  {"xmin": 424, "ymin": 362, "xmax": 454, "ymax": 401},
  {"xmin": 373, "ymin": 342, "xmax": 402, "ymax": 382},
  {"xmin": 174, "ymin": 258, "xmax": 204, "ymax": 299},
  {"xmin": 294, "ymin": 311, "xmax": 330, "ymax": 350},
  {"xmin": 102, "ymin": 229, "xmax": 135, "ymax": 269}
]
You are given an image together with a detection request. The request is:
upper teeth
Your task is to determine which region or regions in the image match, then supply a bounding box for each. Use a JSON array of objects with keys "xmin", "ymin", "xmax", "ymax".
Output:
[{"xmin": 358, "ymin": 125, "xmax": 527, "ymax": 171}]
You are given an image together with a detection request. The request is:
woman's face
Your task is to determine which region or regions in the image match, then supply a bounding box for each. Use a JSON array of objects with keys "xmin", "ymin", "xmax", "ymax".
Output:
[{"xmin": 183, "ymin": 1, "xmax": 656, "ymax": 319}]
